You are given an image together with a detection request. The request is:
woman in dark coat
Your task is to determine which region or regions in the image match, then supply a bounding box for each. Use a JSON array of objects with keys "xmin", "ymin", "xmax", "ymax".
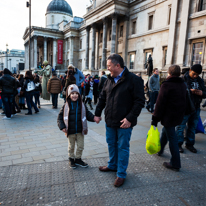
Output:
[
  {"xmin": 23, "ymin": 71, "xmax": 39, "ymax": 115},
  {"xmin": 93, "ymin": 75, "xmax": 99, "ymax": 105}
]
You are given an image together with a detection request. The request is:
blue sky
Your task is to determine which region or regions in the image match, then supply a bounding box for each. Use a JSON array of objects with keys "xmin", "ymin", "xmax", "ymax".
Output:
[{"xmin": 0, "ymin": 0, "xmax": 90, "ymax": 51}]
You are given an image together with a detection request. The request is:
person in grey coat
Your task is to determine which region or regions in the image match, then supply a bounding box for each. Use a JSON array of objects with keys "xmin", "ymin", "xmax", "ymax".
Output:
[{"xmin": 146, "ymin": 68, "xmax": 160, "ymax": 114}]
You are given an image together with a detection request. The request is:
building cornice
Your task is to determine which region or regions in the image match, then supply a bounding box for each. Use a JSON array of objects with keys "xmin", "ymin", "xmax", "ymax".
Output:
[
  {"xmin": 189, "ymin": 10, "xmax": 206, "ymax": 20},
  {"xmin": 128, "ymin": 25, "xmax": 169, "ymax": 40}
]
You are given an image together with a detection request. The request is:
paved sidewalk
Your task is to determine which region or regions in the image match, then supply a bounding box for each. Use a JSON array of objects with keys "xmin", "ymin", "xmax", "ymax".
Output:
[{"xmin": 0, "ymin": 97, "xmax": 206, "ymax": 205}]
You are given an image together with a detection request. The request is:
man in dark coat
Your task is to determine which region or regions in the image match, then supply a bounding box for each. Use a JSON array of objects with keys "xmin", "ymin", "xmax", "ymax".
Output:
[
  {"xmin": 94, "ymin": 54, "xmax": 145, "ymax": 187},
  {"xmin": 98, "ymin": 71, "xmax": 107, "ymax": 94},
  {"xmin": 176, "ymin": 64, "xmax": 206, "ymax": 153},
  {"xmin": 0, "ymin": 68, "xmax": 16, "ymax": 119},
  {"xmin": 152, "ymin": 65, "xmax": 187, "ymax": 171}
]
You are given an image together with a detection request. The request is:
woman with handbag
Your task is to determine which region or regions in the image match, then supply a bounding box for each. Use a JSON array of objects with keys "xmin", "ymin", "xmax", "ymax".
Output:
[{"xmin": 23, "ymin": 71, "xmax": 39, "ymax": 115}]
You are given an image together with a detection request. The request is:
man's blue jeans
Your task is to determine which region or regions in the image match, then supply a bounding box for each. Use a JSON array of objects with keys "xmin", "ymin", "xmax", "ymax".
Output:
[
  {"xmin": 1, "ymin": 94, "xmax": 13, "ymax": 118},
  {"xmin": 51, "ymin": 93, "xmax": 58, "ymax": 108},
  {"xmin": 176, "ymin": 108, "xmax": 200, "ymax": 146},
  {"xmin": 106, "ymin": 125, "xmax": 133, "ymax": 179},
  {"xmin": 146, "ymin": 91, "xmax": 158, "ymax": 113},
  {"xmin": 159, "ymin": 127, "xmax": 181, "ymax": 169}
]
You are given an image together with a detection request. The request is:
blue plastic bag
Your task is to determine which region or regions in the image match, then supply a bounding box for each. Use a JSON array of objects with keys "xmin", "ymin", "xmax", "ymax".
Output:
[{"xmin": 196, "ymin": 117, "xmax": 205, "ymax": 134}]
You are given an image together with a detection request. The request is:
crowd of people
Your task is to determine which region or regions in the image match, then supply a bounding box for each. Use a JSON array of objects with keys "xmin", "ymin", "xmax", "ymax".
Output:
[{"xmin": 0, "ymin": 53, "xmax": 205, "ymax": 188}]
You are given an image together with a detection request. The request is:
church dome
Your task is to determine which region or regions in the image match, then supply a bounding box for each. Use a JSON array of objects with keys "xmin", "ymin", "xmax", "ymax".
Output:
[{"xmin": 46, "ymin": 0, "xmax": 73, "ymax": 16}]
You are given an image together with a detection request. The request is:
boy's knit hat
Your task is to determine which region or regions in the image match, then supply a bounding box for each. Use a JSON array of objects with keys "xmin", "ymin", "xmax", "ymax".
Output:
[
  {"xmin": 191, "ymin": 64, "xmax": 202, "ymax": 74},
  {"xmin": 67, "ymin": 84, "xmax": 80, "ymax": 97}
]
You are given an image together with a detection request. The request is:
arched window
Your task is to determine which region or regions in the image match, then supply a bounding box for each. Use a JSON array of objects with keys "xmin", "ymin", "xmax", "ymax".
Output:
[{"xmin": 52, "ymin": 15, "xmax": 54, "ymax": 24}]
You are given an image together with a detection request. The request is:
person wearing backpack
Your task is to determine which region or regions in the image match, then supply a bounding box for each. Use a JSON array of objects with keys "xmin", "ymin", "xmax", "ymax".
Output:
[{"xmin": 23, "ymin": 70, "xmax": 39, "ymax": 115}]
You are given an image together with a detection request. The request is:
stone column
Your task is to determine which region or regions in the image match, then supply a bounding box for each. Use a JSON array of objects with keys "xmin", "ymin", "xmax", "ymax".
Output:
[
  {"xmin": 166, "ymin": 0, "xmax": 178, "ymax": 67},
  {"xmin": 64, "ymin": 38, "xmax": 68, "ymax": 69},
  {"xmin": 33, "ymin": 36, "xmax": 38, "ymax": 69},
  {"xmin": 122, "ymin": 15, "xmax": 130, "ymax": 67},
  {"xmin": 102, "ymin": 17, "xmax": 108, "ymax": 69},
  {"xmin": 69, "ymin": 36, "xmax": 74, "ymax": 66},
  {"xmin": 44, "ymin": 37, "xmax": 47, "ymax": 61},
  {"xmin": 53, "ymin": 39, "xmax": 57, "ymax": 69},
  {"xmin": 111, "ymin": 13, "xmax": 117, "ymax": 54},
  {"xmin": 176, "ymin": 0, "xmax": 190, "ymax": 66},
  {"xmin": 91, "ymin": 24, "xmax": 96, "ymax": 70},
  {"xmin": 85, "ymin": 26, "xmax": 91, "ymax": 70}
]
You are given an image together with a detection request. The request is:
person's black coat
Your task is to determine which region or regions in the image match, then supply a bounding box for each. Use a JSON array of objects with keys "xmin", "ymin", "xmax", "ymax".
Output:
[
  {"xmin": 95, "ymin": 67, "xmax": 145, "ymax": 128},
  {"xmin": 57, "ymin": 100, "xmax": 94, "ymax": 135},
  {"xmin": 98, "ymin": 75, "xmax": 107, "ymax": 94},
  {"xmin": 152, "ymin": 76, "xmax": 187, "ymax": 127},
  {"xmin": 93, "ymin": 79, "xmax": 99, "ymax": 96},
  {"xmin": 0, "ymin": 74, "xmax": 17, "ymax": 94},
  {"xmin": 183, "ymin": 71, "xmax": 206, "ymax": 109},
  {"xmin": 85, "ymin": 81, "xmax": 91, "ymax": 96}
]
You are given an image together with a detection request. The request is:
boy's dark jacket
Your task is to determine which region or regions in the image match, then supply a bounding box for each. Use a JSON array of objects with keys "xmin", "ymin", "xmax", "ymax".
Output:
[
  {"xmin": 95, "ymin": 67, "xmax": 145, "ymax": 128},
  {"xmin": 57, "ymin": 98, "xmax": 94, "ymax": 135},
  {"xmin": 183, "ymin": 71, "xmax": 206, "ymax": 109},
  {"xmin": 152, "ymin": 76, "xmax": 187, "ymax": 127}
]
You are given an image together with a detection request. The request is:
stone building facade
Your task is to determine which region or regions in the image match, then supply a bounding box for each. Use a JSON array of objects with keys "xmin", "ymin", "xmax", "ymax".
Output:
[{"xmin": 23, "ymin": 0, "xmax": 206, "ymax": 74}]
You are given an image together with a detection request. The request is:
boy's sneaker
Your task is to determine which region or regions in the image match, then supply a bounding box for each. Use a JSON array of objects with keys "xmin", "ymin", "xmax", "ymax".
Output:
[
  {"xmin": 2, "ymin": 116, "xmax": 11, "ymax": 120},
  {"xmin": 69, "ymin": 158, "xmax": 76, "ymax": 169},
  {"xmin": 75, "ymin": 158, "xmax": 88, "ymax": 167}
]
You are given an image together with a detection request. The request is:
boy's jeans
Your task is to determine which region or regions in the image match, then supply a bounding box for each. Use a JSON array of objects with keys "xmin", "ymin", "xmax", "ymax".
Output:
[
  {"xmin": 106, "ymin": 124, "xmax": 133, "ymax": 179},
  {"xmin": 68, "ymin": 133, "xmax": 84, "ymax": 159},
  {"xmin": 176, "ymin": 108, "xmax": 200, "ymax": 146}
]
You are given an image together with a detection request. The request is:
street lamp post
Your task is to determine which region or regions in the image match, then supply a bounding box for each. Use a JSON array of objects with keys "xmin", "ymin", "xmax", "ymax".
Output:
[{"xmin": 27, "ymin": 0, "xmax": 31, "ymax": 70}]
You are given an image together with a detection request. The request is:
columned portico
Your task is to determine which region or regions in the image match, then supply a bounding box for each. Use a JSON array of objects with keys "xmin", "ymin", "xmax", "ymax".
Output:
[
  {"xmin": 53, "ymin": 39, "xmax": 57, "ymax": 68},
  {"xmin": 65, "ymin": 38, "xmax": 68, "ymax": 69},
  {"xmin": 111, "ymin": 13, "xmax": 117, "ymax": 54},
  {"xmin": 165, "ymin": 0, "xmax": 178, "ymax": 67},
  {"xmin": 33, "ymin": 36, "xmax": 38, "ymax": 69},
  {"xmin": 102, "ymin": 17, "xmax": 108, "ymax": 70},
  {"xmin": 69, "ymin": 37, "xmax": 74, "ymax": 66},
  {"xmin": 85, "ymin": 26, "xmax": 90, "ymax": 70},
  {"xmin": 91, "ymin": 24, "xmax": 96, "ymax": 70},
  {"xmin": 44, "ymin": 37, "xmax": 47, "ymax": 61}
]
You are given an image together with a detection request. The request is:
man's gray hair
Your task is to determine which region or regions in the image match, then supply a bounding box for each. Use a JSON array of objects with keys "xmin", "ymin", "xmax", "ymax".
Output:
[{"xmin": 107, "ymin": 54, "xmax": 124, "ymax": 68}]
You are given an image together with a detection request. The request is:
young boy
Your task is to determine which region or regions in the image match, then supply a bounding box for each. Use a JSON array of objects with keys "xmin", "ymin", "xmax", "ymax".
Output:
[{"xmin": 57, "ymin": 84, "xmax": 95, "ymax": 168}]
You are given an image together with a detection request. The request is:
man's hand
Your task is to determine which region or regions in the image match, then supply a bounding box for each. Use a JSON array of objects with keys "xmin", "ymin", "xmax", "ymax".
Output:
[
  {"xmin": 94, "ymin": 116, "xmax": 101, "ymax": 124},
  {"xmin": 62, "ymin": 128, "xmax": 67, "ymax": 133},
  {"xmin": 120, "ymin": 118, "xmax": 131, "ymax": 129}
]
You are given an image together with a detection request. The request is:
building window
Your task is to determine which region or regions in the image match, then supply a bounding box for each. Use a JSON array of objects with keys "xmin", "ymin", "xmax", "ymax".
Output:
[
  {"xmin": 109, "ymin": 30, "xmax": 112, "ymax": 41},
  {"xmin": 100, "ymin": 33, "xmax": 103, "ymax": 43},
  {"xmin": 52, "ymin": 15, "xmax": 54, "ymax": 24},
  {"xmin": 148, "ymin": 15, "xmax": 153, "ymax": 30},
  {"xmin": 163, "ymin": 47, "xmax": 167, "ymax": 67},
  {"xmin": 168, "ymin": 6, "xmax": 171, "ymax": 25},
  {"xmin": 129, "ymin": 54, "xmax": 135, "ymax": 69},
  {"xmin": 120, "ymin": 25, "xmax": 123, "ymax": 37},
  {"xmin": 63, "ymin": 16, "xmax": 66, "ymax": 20},
  {"xmin": 198, "ymin": 0, "xmax": 206, "ymax": 11},
  {"xmin": 192, "ymin": 42, "xmax": 203, "ymax": 65},
  {"xmin": 132, "ymin": 21, "xmax": 136, "ymax": 34},
  {"xmin": 80, "ymin": 40, "xmax": 82, "ymax": 49},
  {"xmin": 20, "ymin": 59, "xmax": 23, "ymax": 61}
]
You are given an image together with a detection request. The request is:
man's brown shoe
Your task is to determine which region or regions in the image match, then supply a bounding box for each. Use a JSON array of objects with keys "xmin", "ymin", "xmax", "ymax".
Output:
[
  {"xmin": 99, "ymin": 166, "xmax": 117, "ymax": 172},
  {"xmin": 114, "ymin": 177, "xmax": 125, "ymax": 187}
]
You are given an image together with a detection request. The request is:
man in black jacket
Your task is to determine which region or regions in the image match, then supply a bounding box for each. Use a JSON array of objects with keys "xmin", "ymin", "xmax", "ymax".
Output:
[
  {"xmin": 98, "ymin": 71, "xmax": 107, "ymax": 94},
  {"xmin": 152, "ymin": 65, "xmax": 187, "ymax": 171},
  {"xmin": 176, "ymin": 64, "xmax": 206, "ymax": 153},
  {"xmin": 95, "ymin": 54, "xmax": 145, "ymax": 187},
  {"xmin": 0, "ymin": 68, "xmax": 16, "ymax": 119}
]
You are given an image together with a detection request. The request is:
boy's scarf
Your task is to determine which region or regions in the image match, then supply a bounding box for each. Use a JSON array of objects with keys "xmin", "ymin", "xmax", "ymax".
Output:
[{"xmin": 63, "ymin": 101, "xmax": 88, "ymax": 135}]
